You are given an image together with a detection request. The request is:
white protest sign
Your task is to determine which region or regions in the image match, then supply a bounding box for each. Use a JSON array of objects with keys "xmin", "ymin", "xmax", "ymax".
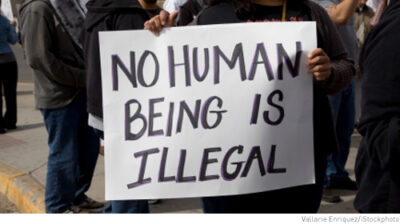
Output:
[
  {"xmin": 100, "ymin": 22, "xmax": 316, "ymax": 200},
  {"xmin": 1, "ymin": 0, "xmax": 14, "ymax": 20}
]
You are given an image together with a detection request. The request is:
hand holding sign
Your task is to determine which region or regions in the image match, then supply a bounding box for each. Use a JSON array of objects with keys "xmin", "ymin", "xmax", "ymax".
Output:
[
  {"xmin": 144, "ymin": 10, "xmax": 179, "ymax": 36},
  {"xmin": 307, "ymin": 48, "xmax": 332, "ymax": 81}
]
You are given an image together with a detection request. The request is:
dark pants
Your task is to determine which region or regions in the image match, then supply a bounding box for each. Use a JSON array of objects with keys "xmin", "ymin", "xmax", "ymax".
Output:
[
  {"xmin": 202, "ymin": 150, "xmax": 327, "ymax": 213},
  {"xmin": 41, "ymin": 93, "xmax": 99, "ymax": 213},
  {"xmin": 93, "ymin": 129, "xmax": 149, "ymax": 213},
  {"xmin": 326, "ymin": 79, "xmax": 355, "ymax": 186},
  {"xmin": 0, "ymin": 61, "xmax": 18, "ymax": 129}
]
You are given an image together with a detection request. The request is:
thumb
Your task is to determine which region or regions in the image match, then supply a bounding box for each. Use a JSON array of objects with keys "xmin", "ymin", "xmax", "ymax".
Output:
[
  {"xmin": 160, "ymin": 10, "xmax": 170, "ymax": 26},
  {"xmin": 168, "ymin": 10, "xmax": 179, "ymax": 26}
]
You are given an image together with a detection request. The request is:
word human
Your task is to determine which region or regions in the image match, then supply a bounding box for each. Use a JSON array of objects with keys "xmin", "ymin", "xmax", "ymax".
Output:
[
  {"xmin": 127, "ymin": 144, "xmax": 287, "ymax": 189},
  {"xmin": 111, "ymin": 41, "xmax": 303, "ymax": 90}
]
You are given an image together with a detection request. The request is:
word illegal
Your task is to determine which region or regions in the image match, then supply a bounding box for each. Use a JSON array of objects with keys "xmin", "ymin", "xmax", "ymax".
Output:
[{"xmin": 127, "ymin": 144, "xmax": 287, "ymax": 189}]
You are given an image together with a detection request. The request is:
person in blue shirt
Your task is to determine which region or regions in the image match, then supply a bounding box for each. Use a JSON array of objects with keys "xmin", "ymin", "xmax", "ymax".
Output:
[{"xmin": 0, "ymin": 7, "xmax": 18, "ymax": 134}]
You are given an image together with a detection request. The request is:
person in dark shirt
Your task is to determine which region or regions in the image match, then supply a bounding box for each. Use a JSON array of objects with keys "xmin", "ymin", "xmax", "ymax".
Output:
[
  {"xmin": 145, "ymin": 0, "xmax": 354, "ymax": 213},
  {"xmin": 18, "ymin": 0, "xmax": 103, "ymax": 213},
  {"xmin": 354, "ymin": 0, "xmax": 400, "ymax": 213},
  {"xmin": 83, "ymin": 0, "xmax": 161, "ymax": 213}
]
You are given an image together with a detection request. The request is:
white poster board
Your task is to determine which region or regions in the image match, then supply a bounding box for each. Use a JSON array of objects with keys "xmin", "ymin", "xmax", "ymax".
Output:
[
  {"xmin": 1, "ymin": 0, "xmax": 14, "ymax": 20},
  {"xmin": 100, "ymin": 22, "xmax": 316, "ymax": 200}
]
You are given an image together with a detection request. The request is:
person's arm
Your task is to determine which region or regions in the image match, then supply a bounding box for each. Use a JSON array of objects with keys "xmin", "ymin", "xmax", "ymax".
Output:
[
  {"xmin": 7, "ymin": 19, "xmax": 18, "ymax": 44},
  {"xmin": 318, "ymin": 0, "xmax": 360, "ymax": 26},
  {"xmin": 314, "ymin": 52, "xmax": 354, "ymax": 95},
  {"xmin": 20, "ymin": 9, "xmax": 85, "ymax": 88},
  {"xmin": 312, "ymin": 3, "xmax": 355, "ymax": 94}
]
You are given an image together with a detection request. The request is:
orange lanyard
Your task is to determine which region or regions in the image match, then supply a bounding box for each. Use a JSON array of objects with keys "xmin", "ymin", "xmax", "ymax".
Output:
[{"xmin": 281, "ymin": 0, "xmax": 287, "ymax": 21}]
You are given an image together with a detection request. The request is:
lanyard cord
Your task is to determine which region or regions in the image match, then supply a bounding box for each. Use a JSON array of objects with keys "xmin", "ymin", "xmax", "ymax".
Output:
[{"xmin": 282, "ymin": 0, "xmax": 287, "ymax": 21}]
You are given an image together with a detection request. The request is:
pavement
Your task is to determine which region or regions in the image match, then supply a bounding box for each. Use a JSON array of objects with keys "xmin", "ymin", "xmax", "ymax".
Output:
[
  {"xmin": 0, "ymin": 45, "xmax": 359, "ymax": 214},
  {"xmin": 0, "ymin": 192, "xmax": 18, "ymax": 213}
]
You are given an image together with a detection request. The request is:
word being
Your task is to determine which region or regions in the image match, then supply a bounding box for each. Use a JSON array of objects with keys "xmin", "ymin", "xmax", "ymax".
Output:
[
  {"xmin": 111, "ymin": 42, "xmax": 303, "ymax": 89},
  {"xmin": 125, "ymin": 96, "xmax": 227, "ymax": 141},
  {"xmin": 127, "ymin": 144, "xmax": 287, "ymax": 189}
]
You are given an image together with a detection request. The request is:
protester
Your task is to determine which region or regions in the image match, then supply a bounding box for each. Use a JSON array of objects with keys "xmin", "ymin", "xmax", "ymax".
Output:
[
  {"xmin": 311, "ymin": 0, "xmax": 358, "ymax": 204},
  {"xmin": 82, "ymin": 0, "xmax": 162, "ymax": 213},
  {"xmin": 145, "ymin": 0, "xmax": 354, "ymax": 213},
  {"xmin": 354, "ymin": 0, "xmax": 400, "ymax": 213},
  {"xmin": 355, "ymin": 0, "xmax": 375, "ymax": 48},
  {"xmin": 18, "ymin": 0, "xmax": 103, "ymax": 213},
  {"xmin": 353, "ymin": 0, "xmax": 374, "ymax": 146},
  {"xmin": 0, "ymin": 6, "xmax": 18, "ymax": 134}
]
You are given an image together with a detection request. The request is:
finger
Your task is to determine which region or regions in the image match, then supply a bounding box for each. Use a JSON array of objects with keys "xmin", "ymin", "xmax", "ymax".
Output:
[
  {"xmin": 144, "ymin": 21, "xmax": 150, "ymax": 30},
  {"xmin": 308, "ymin": 48, "xmax": 325, "ymax": 59},
  {"xmin": 144, "ymin": 17, "xmax": 162, "ymax": 36},
  {"xmin": 149, "ymin": 22, "xmax": 155, "ymax": 32},
  {"xmin": 168, "ymin": 10, "xmax": 180, "ymax": 26},
  {"xmin": 308, "ymin": 65, "xmax": 323, "ymax": 73},
  {"xmin": 150, "ymin": 23, "xmax": 160, "ymax": 36},
  {"xmin": 160, "ymin": 10, "xmax": 170, "ymax": 26},
  {"xmin": 153, "ymin": 17, "xmax": 162, "ymax": 33},
  {"xmin": 307, "ymin": 55, "xmax": 329, "ymax": 66},
  {"xmin": 308, "ymin": 64, "xmax": 331, "ymax": 73},
  {"xmin": 153, "ymin": 24, "xmax": 160, "ymax": 36}
]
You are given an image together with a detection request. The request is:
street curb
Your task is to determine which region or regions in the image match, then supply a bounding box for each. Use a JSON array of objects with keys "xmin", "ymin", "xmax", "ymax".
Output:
[{"xmin": 0, "ymin": 162, "xmax": 45, "ymax": 213}]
